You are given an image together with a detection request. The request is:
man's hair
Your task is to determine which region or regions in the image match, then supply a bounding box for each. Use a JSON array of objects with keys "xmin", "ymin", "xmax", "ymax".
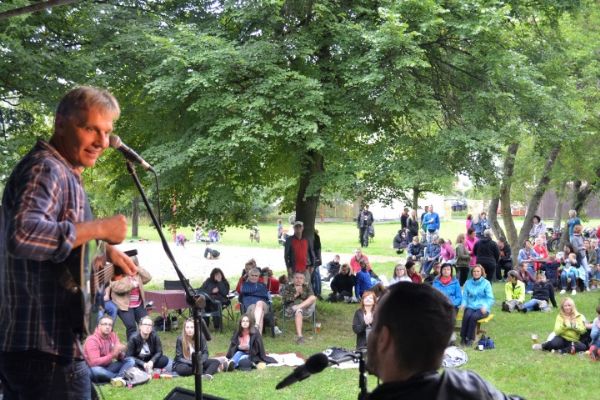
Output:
[
  {"xmin": 98, "ymin": 315, "xmax": 113, "ymax": 327},
  {"xmin": 374, "ymin": 283, "xmax": 454, "ymax": 372},
  {"xmin": 56, "ymin": 86, "xmax": 120, "ymax": 120}
]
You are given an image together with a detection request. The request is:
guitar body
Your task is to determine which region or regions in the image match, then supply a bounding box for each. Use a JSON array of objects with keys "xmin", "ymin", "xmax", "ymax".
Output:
[{"xmin": 62, "ymin": 240, "xmax": 114, "ymax": 337}]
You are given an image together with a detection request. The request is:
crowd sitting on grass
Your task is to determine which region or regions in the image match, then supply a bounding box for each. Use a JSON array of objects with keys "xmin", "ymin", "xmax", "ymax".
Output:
[{"xmin": 96, "ymin": 214, "xmax": 600, "ymax": 392}]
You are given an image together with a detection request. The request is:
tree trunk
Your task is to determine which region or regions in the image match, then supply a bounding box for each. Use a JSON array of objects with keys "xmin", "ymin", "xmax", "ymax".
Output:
[
  {"xmin": 132, "ymin": 196, "xmax": 139, "ymax": 238},
  {"xmin": 488, "ymin": 196, "xmax": 506, "ymax": 240},
  {"xmin": 553, "ymin": 181, "xmax": 567, "ymax": 230},
  {"xmin": 412, "ymin": 187, "xmax": 420, "ymax": 211},
  {"xmin": 499, "ymin": 143, "xmax": 520, "ymax": 257},
  {"xmin": 295, "ymin": 150, "xmax": 324, "ymax": 242},
  {"xmin": 516, "ymin": 145, "xmax": 561, "ymax": 250}
]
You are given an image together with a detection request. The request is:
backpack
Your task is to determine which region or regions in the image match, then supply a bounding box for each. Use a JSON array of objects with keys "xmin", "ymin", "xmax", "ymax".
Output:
[
  {"xmin": 477, "ymin": 335, "xmax": 495, "ymax": 350},
  {"xmin": 323, "ymin": 347, "xmax": 358, "ymax": 364},
  {"xmin": 123, "ymin": 367, "xmax": 150, "ymax": 387}
]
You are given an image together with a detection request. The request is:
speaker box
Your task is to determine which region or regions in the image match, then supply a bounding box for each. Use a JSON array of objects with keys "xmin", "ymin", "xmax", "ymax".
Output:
[{"xmin": 164, "ymin": 387, "xmax": 225, "ymax": 400}]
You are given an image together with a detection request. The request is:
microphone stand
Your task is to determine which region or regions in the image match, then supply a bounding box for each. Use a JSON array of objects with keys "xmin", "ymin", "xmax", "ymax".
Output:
[
  {"xmin": 358, "ymin": 350, "xmax": 368, "ymax": 400},
  {"xmin": 124, "ymin": 161, "xmax": 212, "ymax": 400}
]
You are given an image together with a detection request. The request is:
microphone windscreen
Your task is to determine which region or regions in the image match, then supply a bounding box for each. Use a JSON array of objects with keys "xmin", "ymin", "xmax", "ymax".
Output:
[
  {"xmin": 109, "ymin": 135, "xmax": 122, "ymax": 149},
  {"xmin": 305, "ymin": 353, "xmax": 329, "ymax": 374}
]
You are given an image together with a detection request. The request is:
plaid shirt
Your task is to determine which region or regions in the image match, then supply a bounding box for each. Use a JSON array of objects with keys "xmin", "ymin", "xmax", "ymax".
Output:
[
  {"xmin": 282, "ymin": 282, "xmax": 314, "ymax": 306},
  {"xmin": 0, "ymin": 140, "xmax": 88, "ymax": 358}
]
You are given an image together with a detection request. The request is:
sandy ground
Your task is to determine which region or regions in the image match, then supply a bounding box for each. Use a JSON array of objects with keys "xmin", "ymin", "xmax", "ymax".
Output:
[{"xmin": 113, "ymin": 240, "xmax": 400, "ymax": 285}]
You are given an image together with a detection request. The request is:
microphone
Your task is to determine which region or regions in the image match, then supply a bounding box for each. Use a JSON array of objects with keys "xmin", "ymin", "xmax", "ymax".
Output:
[
  {"xmin": 109, "ymin": 135, "xmax": 154, "ymax": 172},
  {"xmin": 275, "ymin": 353, "xmax": 329, "ymax": 390}
]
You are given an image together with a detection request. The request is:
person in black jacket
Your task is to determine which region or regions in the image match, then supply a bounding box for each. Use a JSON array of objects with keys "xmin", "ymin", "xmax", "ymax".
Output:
[
  {"xmin": 357, "ymin": 205, "xmax": 374, "ymax": 247},
  {"xmin": 225, "ymin": 314, "xmax": 276, "ymax": 369},
  {"xmin": 352, "ymin": 291, "xmax": 376, "ymax": 350},
  {"xmin": 473, "ymin": 230, "xmax": 500, "ymax": 282},
  {"xmin": 366, "ymin": 283, "xmax": 524, "ymax": 400},
  {"xmin": 497, "ymin": 237, "xmax": 513, "ymax": 281},
  {"xmin": 200, "ymin": 268, "xmax": 231, "ymax": 330},
  {"xmin": 519, "ymin": 272, "xmax": 557, "ymax": 313},
  {"xmin": 329, "ymin": 264, "xmax": 356, "ymax": 302},
  {"xmin": 126, "ymin": 316, "xmax": 170, "ymax": 372},
  {"xmin": 173, "ymin": 319, "xmax": 221, "ymax": 379}
]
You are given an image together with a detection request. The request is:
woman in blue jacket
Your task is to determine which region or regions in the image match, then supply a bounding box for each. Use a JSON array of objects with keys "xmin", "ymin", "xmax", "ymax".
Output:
[
  {"xmin": 459, "ymin": 264, "xmax": 494, "ymax": 346},
  {"xmin": 432, "ymin": 263, "xmax": 462, "ymax": 310}
]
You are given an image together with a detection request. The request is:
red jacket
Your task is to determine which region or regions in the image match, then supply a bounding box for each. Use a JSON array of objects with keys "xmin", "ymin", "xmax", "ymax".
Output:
[{"xmin": 83, "ymin": 326, "xmax": 124, "ymax": 367}]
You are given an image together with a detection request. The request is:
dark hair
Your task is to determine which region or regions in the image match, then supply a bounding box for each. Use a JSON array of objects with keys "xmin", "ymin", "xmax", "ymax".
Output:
[
  {"xmin": 498, "ymin": 237, "xmax": 507, "ymax": 243},
  {"xmin": 564, "ymin": 243, "xmax": 575, "ymax": 254},
  {"xmin": 405, "ymin": 260, "xmax": 416, "ymax": 271},
  {"xmin": 374, "ymin": 283, "xmax": 454, "ymax": 372},
  {"xmin": 467, "ymin": 227, "xmax": 475, "ymax": 236},
  {"xmin": 209, "ymin": 268, "xmax": 229, "ymax": 286},
  {"xmin": 532, "ymin": 215, "xmax": 541, "ymax": 223},
  {"xmin": 237, "ymin": 313, "xmax": 256, "ymax": 337}
]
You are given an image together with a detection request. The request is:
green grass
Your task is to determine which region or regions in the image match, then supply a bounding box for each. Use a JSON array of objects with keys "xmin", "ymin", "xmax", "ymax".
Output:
[{"xmin": 100, "ymin": 265, "xmax": 600, "ymax": 400}]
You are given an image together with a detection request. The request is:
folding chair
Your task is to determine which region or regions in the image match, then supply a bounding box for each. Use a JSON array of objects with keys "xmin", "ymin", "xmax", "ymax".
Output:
[{"xmin": 238, "ymin": 294, "xmax": 275, "ymax": 337}]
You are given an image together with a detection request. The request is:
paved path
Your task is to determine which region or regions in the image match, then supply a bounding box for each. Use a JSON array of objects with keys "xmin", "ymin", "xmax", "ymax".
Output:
[{"xmin": 115, "ymin": 240, "xmax": 401, "ymax": 284}]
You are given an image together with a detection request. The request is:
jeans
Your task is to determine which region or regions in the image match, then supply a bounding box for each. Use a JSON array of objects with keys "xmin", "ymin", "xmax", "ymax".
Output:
[
  {"xmin": 311, "ymin": 267, "xmax": 322, "ymax": 296},
  {"xmin": 561, "ymin": 270, "xmax": 578, "ymax": 290},
  {"xmin": 98, "ymin": 300, "xmax": 118, "ymax": 320},
  {"xmin": 0, "ymin": 351, "xmax": 91, "ymax": 400},
  {"xmin": 117, "ymin": 304, "xmax": 148, "ymax": 340},
  {"xmin": 522, "ymin": 299, "xmax": 549, "ymax": 312},
  {"xmin": 359, "ymin": 227, "xmax": 369, "ymax": 247},
  {"xmin": 577, "ymin": 265, "xmax": 589, "ymax": 289},
  {"xmin": 460, "ymin": 308, "xmax": 488, "ymax": 342},
  {"xmin": 89, "ymin": 357, "xmax": 136, "ymax": 383},
  {"xmin": 231, "ymin": 350, "xmax": 250, "ymax": 368}
]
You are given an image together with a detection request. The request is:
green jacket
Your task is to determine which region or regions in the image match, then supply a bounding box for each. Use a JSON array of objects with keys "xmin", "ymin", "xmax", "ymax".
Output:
[
  {"xmin": 554, "ymin": 312, "xmax": 587, "ymax": 342},
  {"xmin": 504, "ymin": 280, "xmax": 525, "ymax": 302}
]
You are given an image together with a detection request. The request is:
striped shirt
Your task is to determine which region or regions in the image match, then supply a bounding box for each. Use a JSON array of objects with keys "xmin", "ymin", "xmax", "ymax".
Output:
[{"xmin": 0, "ymin": 140, "xmax": 89, "ymax": 358}]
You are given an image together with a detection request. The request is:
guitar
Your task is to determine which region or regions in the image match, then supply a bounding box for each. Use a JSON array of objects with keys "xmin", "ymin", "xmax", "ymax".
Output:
[{"xmin": 61, "ymin": 240, "xmax": 118, "ymax": 337}]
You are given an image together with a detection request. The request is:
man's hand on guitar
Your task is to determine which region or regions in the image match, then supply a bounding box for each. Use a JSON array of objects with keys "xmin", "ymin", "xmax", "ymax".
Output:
[{"xmin": 107, "ymin": 245, "xmax": 138, "ymax": 276}]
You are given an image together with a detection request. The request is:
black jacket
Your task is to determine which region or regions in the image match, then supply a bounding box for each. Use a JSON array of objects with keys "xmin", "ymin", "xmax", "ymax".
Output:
[
  {"xmin": 352, "ymin": 309, "xmax": 372, "ymax": 350},
  {"xmin": 531, "ymin": 281, "xmax": 557, "ymax": 307},
  {"xmin": 407, "ymin": 218, "xmax": 419, "ymax": 236},
  {"xmin": 331, "ymin": 273, "xmax": 356, "ymax": 295},
  {"xmin": 473, "ymin": 237, "xmax": 500, "ymax": 266},
  {"xmin": 200, "ymin": 278, "xmax": 230, "ymax": 304},
  {"xmin": 225, "ymin": 328, "xmax": 276, "ymax": 364},
  {"xmin": 126, "ymin": 331, "xmax": 164, "ymax": 368},
  {"xmin": 173, "ymin": 319, "xmax": 212, "ymax": 369},
  {"xmin": 367, "ymin": 369, "xmax": 524, "ymax": 400}
]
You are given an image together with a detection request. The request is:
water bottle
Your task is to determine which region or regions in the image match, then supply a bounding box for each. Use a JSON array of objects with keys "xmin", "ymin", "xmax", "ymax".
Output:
[{"xmin": 570, "ymin": 342, "xmax": 576, "ymax": 355}]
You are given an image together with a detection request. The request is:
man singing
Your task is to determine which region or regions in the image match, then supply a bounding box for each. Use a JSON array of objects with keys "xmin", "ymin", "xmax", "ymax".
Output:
[{"xmin": 0, "ymin": 86, "xmax": 137, "ymax": 400}]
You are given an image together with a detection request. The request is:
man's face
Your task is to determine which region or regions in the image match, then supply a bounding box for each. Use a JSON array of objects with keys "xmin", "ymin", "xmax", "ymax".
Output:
[
  {"xmin": 53, "ymin": 107, "xmax": 114, "ymax": 169},
  {"xmin": 366, "ymin": 295, "xmax": 386, "ymax": 376},
  {"xmin": 294, "ymin": 273, "xmax": 305, "ymax": 286},
  {"xmin": 248, "ymin": 270, "xmax": 260, "ymax": 283},
  {"xmin": 99, "ymin": 318, "xmax": 113, "ymax": 337},
  {"xmin": 355, "ymin": 250, "xmax": 362, "ymax": 259},
  {"xmin": 294, "ymin": 225, "xmax": 303, "ymax": 236}
]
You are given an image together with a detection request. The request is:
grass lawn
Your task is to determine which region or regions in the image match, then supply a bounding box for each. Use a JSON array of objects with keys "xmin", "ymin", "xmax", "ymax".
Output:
[{"xmin": 99, "ymin": 271, "xmax": 600, "ymax": 400}]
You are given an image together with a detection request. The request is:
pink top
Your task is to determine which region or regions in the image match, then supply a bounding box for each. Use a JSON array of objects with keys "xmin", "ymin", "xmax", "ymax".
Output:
[
  {"xmin": 465, "ymin": 236, "xmax": 478, "ymax": 267},
  {"xmin": 466, "ymin": 219, "xmax": 473, "ymax": 231}
]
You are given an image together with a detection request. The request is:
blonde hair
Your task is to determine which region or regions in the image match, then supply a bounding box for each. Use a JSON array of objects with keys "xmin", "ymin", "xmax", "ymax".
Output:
[{"xmin": 559, "ymin": 297, "xmax": 578, "ymax": 319}]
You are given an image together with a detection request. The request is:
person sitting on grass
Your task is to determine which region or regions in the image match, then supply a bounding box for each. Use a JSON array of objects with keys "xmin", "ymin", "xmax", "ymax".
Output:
[
  {"xmin": 432, "ymin": 263, "xmax": 462, "ymax": 310},
  {"xmin": 558, "ymin": 245, "xmax": 579, "ymax": 295},
  {"xmin": 84, "ymin": 316, "xmax": 135, "ymax": 386},
  {"xmin": 173, "ymin": 318, "xmax": 222, "ymax": 379},
  {"xmin": 589, "ymin": 305, "xmax": 600, "ymax": 361},
  {"xmin": 329, "ymin": 263, "xmax": 356, "ymax": 302},
  {"xmin": 225, "ymin": 314, "xmax": 276, "ymax": 370},
  {"xmin": 534, "ymin": 297, "xmax": 588, "ymax": 354},
  {"xmin": 352, "ymin": 291, "xmax": 377, "ymax": 350},
  {"xmin": 519, "ymin": 272, "xmax": 557, "ymax": 313},
  {"xmin": 422, "ymin": 236, "xmax": 442, "ymax": 277},
  {"xmin": 126, "ymin": 316, "xmax": 170, "ymax": 374},
  {"xmin": 407, "ymin": 236, "xmax": 424, "ymax": 262},
  {"xmin": 517, "ymin": 261, "xmax": 536, "ymax": 293},
  {"xmin": 356, "ymin": 260, "xmax": 376, "ymax": 299},
  {"xmin": 424, "ymin": 262, "xmax": 442, "ymax": 285},
  {"xmin": 389, "ymin": 264, "xmax": 412, "ymax": 286},
  {"xmin": 406, "ymin": 260, "xmax": 422, "ymax": 284},
  {"xmin": 282, "ymin": 272, "xmax": 317, "ymax": 345},
  {"xmin": 459, "ymin": 265, "xmax": 494, "ymax": 347},
  {"xmin": 502, "ymin": 270, "xmax": 525, "ymax": 313}
]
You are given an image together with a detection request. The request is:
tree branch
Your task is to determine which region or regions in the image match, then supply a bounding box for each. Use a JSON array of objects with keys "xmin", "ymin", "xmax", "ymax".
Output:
[{"xmin": 0, "ymin": 0, "xmax": 81, "ymax": 21}]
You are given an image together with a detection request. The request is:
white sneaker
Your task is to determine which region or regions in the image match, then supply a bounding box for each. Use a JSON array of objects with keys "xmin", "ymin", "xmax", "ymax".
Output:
[
  {"xmin": 202, "ymin": 374, "xmax": 213, "ymax": 381},
  {"xmin": 586, "ymin": 287, "xmax": 590, "ymax": 292},
  {"xmin": 532, "ymin": 344, "xmax": 542, "ymax": 351},
  {"xmin": 111, "ymin": 377, "xmax": 126, "ymax": 387},
  {"xmin": 274, "ymin": 326, "xmax": 283, "ymax": 335},
  {"xmin": 559, "ymin": 289, "xmax": 566, "ymax": 295},
  {"xmin": 571, "ymin": 290, "xmax": 577, "ymax": 296}
]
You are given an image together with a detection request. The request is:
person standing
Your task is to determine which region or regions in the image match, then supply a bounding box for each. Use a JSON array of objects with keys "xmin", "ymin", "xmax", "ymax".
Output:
[
  {"xmin": 406, "ymin": 209, "xmax": 419, "ymax": 243},
  {"xmin": 473, "ymin": 229, "xmax": 500, "ymax": 282},
  {"xmin": 423, "ymin": 205, "xmax": 440, "ymax": 242},
  {"xmin": 0, "ymin": 87, "xmax": 137, "ymax": 400},
  {"xmin": 400, "ymin": 207, "xmax": 409, "ymax": 231},
  {"xmin": 357, "ymin": 205, "xmax": 374, "ymax": 247},
  {"xmin": 311, "ymin": 229, "xmax": 323, "ymax": 299},
  {"xmin": 283, "ymin": 220, "xmax": 315, "ymax": 281}
]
